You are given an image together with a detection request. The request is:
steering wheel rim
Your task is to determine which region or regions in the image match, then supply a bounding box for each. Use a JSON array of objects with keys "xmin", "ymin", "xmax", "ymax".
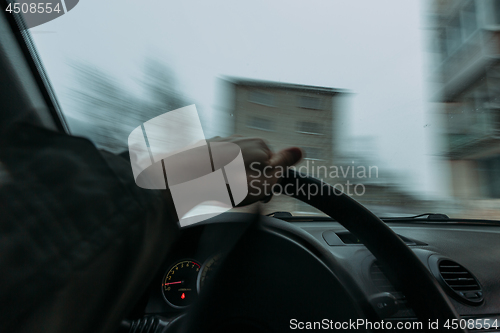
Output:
[
  {"xmin": 178, "ymin": 171, "xmax": 466, "ymax": 333},
  {"xmin": 278, "ymin": 170, "xmax": 466, "ymax": 332}
]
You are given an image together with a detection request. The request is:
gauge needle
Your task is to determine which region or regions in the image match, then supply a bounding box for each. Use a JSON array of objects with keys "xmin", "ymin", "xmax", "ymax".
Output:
[{"xmin": 165, "ymin": 281, "xmax": 183, "ymax": 286}]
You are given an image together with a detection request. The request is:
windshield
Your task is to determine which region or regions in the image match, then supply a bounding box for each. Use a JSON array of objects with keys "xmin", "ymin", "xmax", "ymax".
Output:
[{"xmin": 27, "ymin": 0, "xmax": 500, "ymax": 219}]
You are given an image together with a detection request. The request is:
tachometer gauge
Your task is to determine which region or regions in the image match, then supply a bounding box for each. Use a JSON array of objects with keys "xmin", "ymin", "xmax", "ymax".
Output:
[
  {"xmin": 197, "ymin": 254, "xmax": 222, "ymax": 292},
  {"xmin": 162, "ymin": 260, "xmax": 200, "ymax": 307}
]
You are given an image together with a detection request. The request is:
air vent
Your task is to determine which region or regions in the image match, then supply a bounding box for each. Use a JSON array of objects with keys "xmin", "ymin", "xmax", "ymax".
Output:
[{"xmin": 437, "ymin": 259, "xmax": 483, "ymax": 305}]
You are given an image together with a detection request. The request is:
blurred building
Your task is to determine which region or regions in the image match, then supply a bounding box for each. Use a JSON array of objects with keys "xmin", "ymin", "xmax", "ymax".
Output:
[
  {"xmin": 225, "ymin": 77, "xmax": 343, "ymax": 164},
  {"xmin": 222, "ymin": 78, "xmax": 345, "ymax": 213},
  {"xmin": 222, "ymin": 78, "xmax": 425, "ymax": 215},
  {"xmin": 431, "ymin": 0, "xmax": 500, "ymax": 202}
]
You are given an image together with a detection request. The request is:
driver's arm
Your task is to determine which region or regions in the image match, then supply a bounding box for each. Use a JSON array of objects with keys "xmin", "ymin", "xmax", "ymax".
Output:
[{"xmin": 0, "ymin": 123, "xmax": 302, "ymax": 333}]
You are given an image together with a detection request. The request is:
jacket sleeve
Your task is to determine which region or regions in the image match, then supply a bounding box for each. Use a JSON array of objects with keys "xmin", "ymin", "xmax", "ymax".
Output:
[{"xmin": 0, "ymin": 124, "xmax": 179, "ymax": 333}]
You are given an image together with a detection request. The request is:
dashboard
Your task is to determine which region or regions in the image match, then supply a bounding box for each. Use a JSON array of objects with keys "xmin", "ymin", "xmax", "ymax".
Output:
[{"xmin": 139, "ymin": 213, "xmax": 500, "ymax": 331}]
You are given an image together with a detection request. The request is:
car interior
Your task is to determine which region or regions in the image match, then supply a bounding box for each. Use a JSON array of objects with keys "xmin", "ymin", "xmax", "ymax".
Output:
[{"xmin": 2, "ymin": 1, "xmax": 500, "ymax": 332}]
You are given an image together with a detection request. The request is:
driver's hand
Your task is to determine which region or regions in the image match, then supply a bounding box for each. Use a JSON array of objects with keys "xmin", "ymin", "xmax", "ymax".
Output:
[{"xmin": 209, "ymin": 135, "xmax": 303, "ymax": 206}]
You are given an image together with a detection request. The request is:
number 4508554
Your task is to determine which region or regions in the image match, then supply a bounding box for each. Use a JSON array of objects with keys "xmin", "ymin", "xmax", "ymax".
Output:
[
  {"xmin": 444, "ymin": 319, "xmax": 499, "ymax": 330},
  {"xmin": 6, "ymin": 2, "xmax": 62, "ymax": 14}
]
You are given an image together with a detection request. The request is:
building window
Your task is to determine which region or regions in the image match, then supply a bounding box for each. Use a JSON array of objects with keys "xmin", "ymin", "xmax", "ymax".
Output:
[
  {"xmin": 481, "ymin": 155, "xmax": 500, "ymax": 198},
  {"xmin": 249, "ymin": 91, "xmax": 274, "ymax": 107},
  {"xmin": 298, "ymin": 96, "xmax": 321, "ymax": 110},
  {"xmin": 462, "ymin": 1, "xmax": 477, "ymax": 39},
  {"xmin": 247, "ymin": 116, "xmax": 275, "ymax": 131},
  {"xmin": 297, "ymin": 121, "xmax": 323, "ymax": 135},
  {"xmin": 437, "ymin": 28, "xmax": 448, "ymax": 61},
  {"xmin": 303, "ymin": 147, "xmax": 323, "ymax": 160},
  {"xmin": 494, "ymin": 0, "xmax": 500, "ymax": 25},
  {"xmin": 446, "ymin": 16, "xmax": 462, "ymax": 54}
]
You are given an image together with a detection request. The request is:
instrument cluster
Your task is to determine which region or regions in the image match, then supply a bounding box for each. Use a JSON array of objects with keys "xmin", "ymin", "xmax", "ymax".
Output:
[{"xmin": 161, "ymin": 254, "xmax": 222, "ymax": 308}]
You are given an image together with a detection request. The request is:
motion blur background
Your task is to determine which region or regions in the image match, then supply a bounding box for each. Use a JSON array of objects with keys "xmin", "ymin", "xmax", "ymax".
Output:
[{"xmin": 26, "ymin": 0, "xmax": 500, "ymax": 219}]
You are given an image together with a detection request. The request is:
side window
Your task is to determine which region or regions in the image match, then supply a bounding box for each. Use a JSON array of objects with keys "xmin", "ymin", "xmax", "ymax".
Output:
[
  {"xmin": 297, "ymin": 121, "xmax": 322, "ymax": 135},
  {"xmin": 247, "ymin": 116, "xmax": 275, "ymax": 131},
  {"xmin": 249, "ymin": 91, "xmax": 274, "ymax": 107},
  {"xmin": 298, "ymin": 96, "xmax": 321, "ymax": 110}
]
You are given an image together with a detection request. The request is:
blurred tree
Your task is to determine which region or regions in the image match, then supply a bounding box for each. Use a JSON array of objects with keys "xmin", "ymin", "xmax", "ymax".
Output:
[
  {"xmin": 143, "ymin": 58, "xmax": 186, "ymax": 113},
  {"xmin": 69, "ymin": 60, "xmax": 189, "ymax": 152}
]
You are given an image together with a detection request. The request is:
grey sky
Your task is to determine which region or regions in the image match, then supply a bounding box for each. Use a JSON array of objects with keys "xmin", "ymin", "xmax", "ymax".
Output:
[{"xmin": 31, "ymin": 0, "xmax": 446, "ymax": 197}]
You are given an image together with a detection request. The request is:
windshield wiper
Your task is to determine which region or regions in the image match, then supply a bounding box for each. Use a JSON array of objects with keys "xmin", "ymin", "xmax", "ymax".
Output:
[
  {"xmin": 382, "ymin": 213, "xmax": 500, "ymax": 226},
  {"xmin": 267, "ymin": 211, "xmax": 451, "ymax": 221},
  {"xmin": 381, "ymin": 213, "xmax": 449, "ymax": 221}
]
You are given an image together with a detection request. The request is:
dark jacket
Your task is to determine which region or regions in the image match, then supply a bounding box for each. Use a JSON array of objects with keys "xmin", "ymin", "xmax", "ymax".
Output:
[{"xmin": 0, "ymin": 124, "xmax": 179, "ymax": 332}]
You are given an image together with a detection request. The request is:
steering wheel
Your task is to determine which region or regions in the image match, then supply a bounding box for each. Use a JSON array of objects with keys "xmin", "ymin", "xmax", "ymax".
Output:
[{"xmin": 177, "ymin": 170, "xmax": 466, "ymax": 332}]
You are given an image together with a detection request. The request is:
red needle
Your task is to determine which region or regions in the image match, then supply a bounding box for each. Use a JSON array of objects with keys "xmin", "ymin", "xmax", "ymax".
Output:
[{"xmin": 165, "ymin": 281, "xmax": 182, "ymax": 286}]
